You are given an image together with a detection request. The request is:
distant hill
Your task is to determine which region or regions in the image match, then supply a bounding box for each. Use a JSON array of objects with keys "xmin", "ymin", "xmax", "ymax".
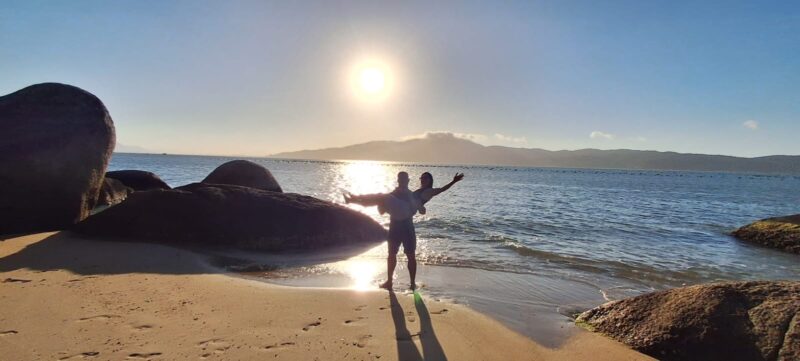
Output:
[
  {"xmin": 270, "ymin": 133, "xmax": 800, "ymax": 174},
  {"xmin": 114, "ymin": 143, "xmax": 150, "ymax": 153}
]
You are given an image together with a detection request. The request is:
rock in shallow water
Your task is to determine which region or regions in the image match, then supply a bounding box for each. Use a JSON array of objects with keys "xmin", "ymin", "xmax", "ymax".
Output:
[
  {"xmin": 733, "ymin": 215, "xmax": 800, "ymax": 254},
  {"xmin": 73, "ymin": 183, "xmax": 387, "ymax": 251},
  {"xmin": 576, "ymin": 281, "xmax": 800, "ymax": 361},
  {"xmin": 202, "ymin": 159, "xmax": 282, "ymax": 192},
  {"xmin": 0, "ymin": 83, "xmax": 115, "ymax": 234},
  {"xmin": 105, "ymin": 170, "xmax": 170, "ymax": 191}
]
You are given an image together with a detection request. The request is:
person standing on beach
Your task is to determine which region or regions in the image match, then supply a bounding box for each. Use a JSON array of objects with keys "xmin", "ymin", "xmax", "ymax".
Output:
[
  {"xmin": 384, "ymin": 171, "xmax": 464, "ymax": 290},
  {"xmin": 378, "ymin": 171, "xmax": 417, "ymax": 290},
  {"xmin": 345, "ymin": 171, "xmax": 464, "ymax": 290},
  {"xmin": 348, "ymin": 171, "xmax": 464, "ymax": 290}
]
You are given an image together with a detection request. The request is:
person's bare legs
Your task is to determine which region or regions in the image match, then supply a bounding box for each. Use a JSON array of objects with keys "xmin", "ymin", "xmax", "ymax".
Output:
[
  {"xmin": 344, "ymin": 192, "xmax": 416, "ymax": 217},
  {"xmin": 380, "ymin": 250, "xmax": 397, "ymax": 289},
  {"xmin": 407, "ymin": 252, "xmax": 417, "ymax": 290},
  {"xmin": 344, "ymin": 192, "xmax": 387, "ymax": 207}
]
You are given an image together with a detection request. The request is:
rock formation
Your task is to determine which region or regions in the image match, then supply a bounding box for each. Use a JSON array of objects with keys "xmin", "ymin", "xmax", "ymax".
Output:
[
  {"xmin": 105, "ymin": 170, "xmax": 170, "ymax": 191},
  {"xmin": 74, "ymin": 183, "xmax": 386, "ymax": 251},
  {"xmin": 202, "ymin": 160, "xmax": 282, "ymax": 192},
  {"xmin": 0, "ymin": 83, "xmax": 115, "ymax": 234},
  {"xmin": 733, "ymin": 215, "xmax": 800, "ymax": 254},
  {"xmin": 576, "ymin": 281, "xmax": 800, "ymax": 361},
  {"xmin": 96, "ymin": 178, "xmax": 133, "ymax": 207}
]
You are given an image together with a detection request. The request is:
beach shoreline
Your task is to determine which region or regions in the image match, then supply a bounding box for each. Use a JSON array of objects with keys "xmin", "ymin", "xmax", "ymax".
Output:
[{"xmin": 0, "ymin": 232, "xmax": 652, "ymax": 360}]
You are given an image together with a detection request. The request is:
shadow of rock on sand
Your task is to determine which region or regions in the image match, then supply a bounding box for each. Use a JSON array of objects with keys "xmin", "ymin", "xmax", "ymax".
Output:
[
  {"xmin": 0, "ymin": 232, "xmax": 213, "ymax": 275},
  {"xmin": 0, "ymin": 232, "xmax": 377, "ymax": 276},
  {"xmin": 389, "ymin": 291, "xmax": 448, "ymax": 361}
]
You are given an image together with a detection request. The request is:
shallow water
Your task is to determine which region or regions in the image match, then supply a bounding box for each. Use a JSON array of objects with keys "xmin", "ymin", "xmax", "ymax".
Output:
[{"xmin": 109, "ymin": 153, "xmax": 800, "ymax": 344}]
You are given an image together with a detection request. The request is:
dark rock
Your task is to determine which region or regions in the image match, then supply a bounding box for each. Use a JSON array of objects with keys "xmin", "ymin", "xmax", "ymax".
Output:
[
  {"xmin": 96, "ymin": 178, "xmax": 133, "ymax": 207},
  {"xmin": 732, "ymin": 215, "xmax": 800, "ymax": 254},
  {"xmin": 0, "ymin": 83, "xmax": 115, "ymax": 234},
  {"xmin": 576, "ymin": 281, "xmax": 800, "ymax": 361},
  {"xmin": 106, "ymin": 170, "xmax": 170, "ymax": 191},
  {"xmin": 202, "ymin": 160, "xmax": 282, "ymax": 192},
  {"xmin": 73, "ymin": 183, "xmax": 386, "ymax": 251}
]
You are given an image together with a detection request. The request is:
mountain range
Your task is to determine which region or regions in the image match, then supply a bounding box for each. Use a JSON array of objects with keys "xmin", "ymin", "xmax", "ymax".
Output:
[{"xmin": 270, "ymin": 133, "xmax": 800, "ymax": 174}]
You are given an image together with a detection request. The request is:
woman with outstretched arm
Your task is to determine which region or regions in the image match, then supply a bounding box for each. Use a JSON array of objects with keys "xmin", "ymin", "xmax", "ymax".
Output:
[{"xmin": 412, "ymin": 172, "xmax": 464, "ymax": 214}]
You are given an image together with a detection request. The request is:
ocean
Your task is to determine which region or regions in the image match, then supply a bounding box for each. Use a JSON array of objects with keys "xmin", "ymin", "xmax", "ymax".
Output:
[{"xmin": 108, "ymin": 153, "xmax": 800, "ymax": 345}]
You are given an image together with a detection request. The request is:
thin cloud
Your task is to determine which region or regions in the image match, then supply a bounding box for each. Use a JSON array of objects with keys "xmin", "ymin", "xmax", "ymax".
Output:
[
  {"xmin": 590, "ymin": 131, "xmax": 615, "ymax": 140},
  {"xmin": 743, "ymin": 120, "xmax": 759, "ymax": 130},
  {"xmin": 402, "ymin": 131, "xmax": 488, "ymax": 142},
  {"xmin": 630, "ymin": 136, "xmax": 647, "ymax": 142},
  {"xmin": 494, "ymin": 133, "xmax": 527, "ymax": 144}
]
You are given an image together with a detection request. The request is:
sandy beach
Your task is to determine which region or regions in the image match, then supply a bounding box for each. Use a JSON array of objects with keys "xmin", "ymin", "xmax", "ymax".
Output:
[{"xmin": 0, "ymin": 232, "xmax": 652, "ymax": 360}]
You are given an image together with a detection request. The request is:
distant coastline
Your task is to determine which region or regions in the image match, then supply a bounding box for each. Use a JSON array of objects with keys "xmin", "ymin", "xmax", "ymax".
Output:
[
  {"xmin": 112, "ymin": 151, "xmax": 800, "ymax": 176},
  {"xmin": 269, "ymin": 133, "xmax": 800, "ymax": 174}
]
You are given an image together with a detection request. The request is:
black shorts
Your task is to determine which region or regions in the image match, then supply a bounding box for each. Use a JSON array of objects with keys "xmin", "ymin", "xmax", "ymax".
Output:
[{"xmin": 388, "ymin": 217, "xmax": 416, "ymax": 255}]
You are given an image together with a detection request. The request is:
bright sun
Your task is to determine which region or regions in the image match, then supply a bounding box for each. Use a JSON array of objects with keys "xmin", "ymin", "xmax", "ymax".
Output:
[
  {"xmin": 359, "ymin": 67, "xmax": 386, "ymax": 94},
  {"xmin": 349, "ymin": 60, "xmax": 393, "ymax": 103}
]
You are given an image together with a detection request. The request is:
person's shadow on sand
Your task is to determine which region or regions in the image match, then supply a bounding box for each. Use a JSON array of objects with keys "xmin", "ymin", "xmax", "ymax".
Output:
[{"xmin": 389, "ymin": 291, "xmax": 448, "ymax": 361}]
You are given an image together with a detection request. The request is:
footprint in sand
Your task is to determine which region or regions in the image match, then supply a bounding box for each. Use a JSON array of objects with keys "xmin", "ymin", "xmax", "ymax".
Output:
[
  {"xmin": 354, "ymin": 305, "xmax": 367, "ymax": 311},
  {"xmin": 0, "ymin": 330, "xmax": 18, "ymax": 336},
  {"xmin": 343, "ymin": 316, "xmax": 366, "ymax": 325},
  {"xmin": 196, "ymin": 338, "xmax": 232, "ymax": 354},
  {"xmin": 127, "ymin": 352, "xmax": 162, "ymax": 359},
  {"xmin": 78, "ymin": 315, "xmax": 120, "ymax": 322},
  {"xmin": 3, "ymin": 278, "xmax": 32, "ymax": 283},
  {"xmin": 351, "ymin": 335, "xmax": 372, "ymax": 348},
  {"xmin": 302, "ymin": 320, "xmax": 322, "ymax": 331},
  {"xmin": 261, "ymin": 341, "xmax": 296, "ymax": 352},
  {"xmin": 67, "ymin": 276, "xmax": 98, "ymax": 282},
  {"xmin": 58, "ymin": 352, "xmax": 100, "ymax": 360},
  {"xmin": 431, "ymin": 308, "xmax": 449, "ymax": 315}
]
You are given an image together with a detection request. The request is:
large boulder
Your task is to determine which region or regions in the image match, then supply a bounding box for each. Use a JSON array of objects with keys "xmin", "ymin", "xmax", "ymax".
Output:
[
  {"xmin": 733, "ymin": 215, "xmax": 800, "ymax": 254},
  {"xmin": 96, "ymin": 178, "xmax": 133, "ymax": 207},
  {"xmin": 73, "ymin": 183, "xmax": 386, "ymax": 251},
  {"xmin": 202, "ymin": 160, "xmax": 282, "ymax": 192},
  {"xmin": 0, "ymin": 83, "xmax": 115, "ymax": 234},
  {"xmin": 576, "ymin": 281, "xmax": 800, "ymax": 361},
  {"xmin": 106, "ymin": 170, "xmax": 170, "ymax": 191}
]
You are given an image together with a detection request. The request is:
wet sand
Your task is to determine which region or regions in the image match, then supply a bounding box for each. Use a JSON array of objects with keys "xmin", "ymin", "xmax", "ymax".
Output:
[{"xmin": 0, "ymin": 232, "xmax": 653, "ymax": 360}]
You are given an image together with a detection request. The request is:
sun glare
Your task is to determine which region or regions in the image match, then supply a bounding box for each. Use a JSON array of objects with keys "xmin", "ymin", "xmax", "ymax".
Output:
[
  {"xmin": 349, "ymin": 59, "xmax": 393, "ymax": 103},
  {"xmin": 359, "ymin": 67, "xmax": 386, "ymax": 94},
  {"xmin": 338, "ymin": 161, "xmax": 394, "ymax": 219},
  {"xmin": 341, "ymin": 161, "xmax": 392, "ymax": 195}
]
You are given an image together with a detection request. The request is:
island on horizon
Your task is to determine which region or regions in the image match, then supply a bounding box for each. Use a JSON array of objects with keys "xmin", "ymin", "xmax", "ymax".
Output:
[{"xmin": 269, "ymin": 132, "xmax": 800, "ymax": 174}]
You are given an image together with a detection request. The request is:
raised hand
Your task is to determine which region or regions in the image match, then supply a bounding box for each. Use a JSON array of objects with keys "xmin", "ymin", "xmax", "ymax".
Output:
[{"xmin": 453, "ymin": 173, "xmax": 465, "ymax": 182}]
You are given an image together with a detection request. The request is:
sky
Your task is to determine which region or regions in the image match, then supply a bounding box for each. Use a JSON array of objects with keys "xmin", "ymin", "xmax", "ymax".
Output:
[{"xmin": 2, "ymin": 0, "xmax": 798, "ymax": 157}]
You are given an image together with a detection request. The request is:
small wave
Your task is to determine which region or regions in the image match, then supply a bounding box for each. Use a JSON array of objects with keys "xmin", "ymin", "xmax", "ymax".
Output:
[
  {"xmin": 499, "ymin": 242, "xmax": 615, "ymax": 275},
  {"xmin": 466, "ymin": 234, "xmax": 519, "ymax": 244},
  {"xmin": 497, "ymin": 242, "xmax": 722, "ymax": 289}
]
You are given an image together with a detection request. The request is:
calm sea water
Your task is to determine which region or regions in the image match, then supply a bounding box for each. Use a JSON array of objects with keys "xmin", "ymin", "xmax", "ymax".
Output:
[{"xmin": 109, "ymin": 153, "xmax": 800, "ymax": 344}]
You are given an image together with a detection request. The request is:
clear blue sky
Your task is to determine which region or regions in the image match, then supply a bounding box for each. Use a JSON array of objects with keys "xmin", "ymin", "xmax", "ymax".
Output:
[{"xmin": 2, "ymin": 1, "xmax": 798, "ymax": 157}]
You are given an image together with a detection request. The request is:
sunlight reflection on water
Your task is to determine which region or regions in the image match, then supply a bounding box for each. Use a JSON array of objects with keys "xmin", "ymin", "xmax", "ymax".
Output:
[
  {"xmin": 327, "ymin": 243, "xmax": 387, "ymax": 291},
  {"xmin": 108, "ymin": 154, "xmax": 800, "ymax": 289},
  {"xmin": 332, "ymin": 160, "xmax": 396, "ymax": 220}
]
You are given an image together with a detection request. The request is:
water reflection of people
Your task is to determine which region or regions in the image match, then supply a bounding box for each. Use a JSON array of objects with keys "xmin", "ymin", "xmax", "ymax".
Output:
[{"xmin": 345, "ymin": 171, "xmax": 464, "ymax": 290}]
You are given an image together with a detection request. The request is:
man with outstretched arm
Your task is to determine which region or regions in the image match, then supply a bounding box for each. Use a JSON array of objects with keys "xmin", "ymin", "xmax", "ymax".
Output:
[{"xmin": 379, "ymin": 172, "xmax": 465, "ymax": 290}]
